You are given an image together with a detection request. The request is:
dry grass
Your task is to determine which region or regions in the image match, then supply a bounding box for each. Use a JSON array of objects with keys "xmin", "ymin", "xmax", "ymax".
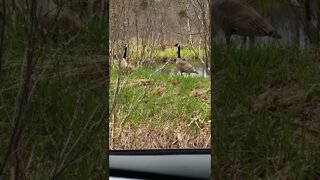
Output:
[{"xmin": 110, "ymin": 120, "xmax": 210, "ymax": 149}]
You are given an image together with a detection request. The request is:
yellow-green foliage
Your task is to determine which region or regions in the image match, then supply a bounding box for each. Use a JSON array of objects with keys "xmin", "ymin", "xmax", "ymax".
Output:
[{"xmin": 110, "ymin": 68, "xmax": 210, "ymax": 125}]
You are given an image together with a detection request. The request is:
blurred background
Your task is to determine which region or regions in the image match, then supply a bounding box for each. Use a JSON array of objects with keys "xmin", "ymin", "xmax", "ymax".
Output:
[
  {"xmin": 212, "ymin": 0, "xmax": 320, "ymax": 179},
  {"xmin": 0, "ymin": 0, "xmax": 108, "ymax": 179}
]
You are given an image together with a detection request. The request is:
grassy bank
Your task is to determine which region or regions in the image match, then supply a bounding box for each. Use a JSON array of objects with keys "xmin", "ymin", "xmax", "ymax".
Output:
[
  {"xmin": 212, "ymin": 45, "xmax": 320, "ymax": 179},
  {"xmin": 109, "ymin": 66, "xmax": 210, "ymax": 149}
]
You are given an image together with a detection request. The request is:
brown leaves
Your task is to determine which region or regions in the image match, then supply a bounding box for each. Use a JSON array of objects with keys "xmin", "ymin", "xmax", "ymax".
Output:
[
  {"xmin": 127, "ymin": 78, "xmax": 151, "ymax": 87},
  {"xmin": 253, "ymin": 85, "xmax": 305, "ymax": 112},
  {"xmin": 189, "ymin": 87, "xmax": 210, "ymax": 104}
]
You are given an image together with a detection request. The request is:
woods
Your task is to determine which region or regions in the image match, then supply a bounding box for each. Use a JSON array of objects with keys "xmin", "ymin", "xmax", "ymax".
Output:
[{"xmin": 109, "ymin": 0, "xmax": 211, "ymax": 150}]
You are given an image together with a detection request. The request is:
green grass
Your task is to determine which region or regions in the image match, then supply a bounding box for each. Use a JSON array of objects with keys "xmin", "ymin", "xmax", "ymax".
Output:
[
  {"xmin": 129, "ymin": 45, "xmax": 205, "ymax": 60},
  {"xmin": 110, "ymin": 66, "xmax": 210, "ymax": 149},
  {"xmin": 212, "ymin": 45, "xmax": 320, "ymax": 179},
  {"xmin": 152, "ymin": 47, "xmax": 205, "ymax": 59}
]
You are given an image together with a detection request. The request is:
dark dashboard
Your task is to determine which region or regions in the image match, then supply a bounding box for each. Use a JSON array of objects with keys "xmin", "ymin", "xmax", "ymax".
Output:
[{"xmin": 109, "ymin": 149, "xmax": 211, "ymax": 180}]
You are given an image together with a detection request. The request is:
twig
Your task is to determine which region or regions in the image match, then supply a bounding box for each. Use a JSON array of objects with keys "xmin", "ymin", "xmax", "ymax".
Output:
[
  {"xmin": 51, "ymin": 107, "xmax": 107, "ymax": 178},
  {"xmin": 189, "ymin": 44, "xmax": 210, "ymax": 75},
  {"xmin": 117, "ymin": 88, "xmax": 147, "ymax": 140},
  {"xmin": 0, "ymin": 0, "xmax": 37, "ymax": 178},
  {"xmin": 170, "ymin": 29, "xmax": 205, "ymax": 36},
  {"xmin": 49, "ymin": 92, "xmax": 81, "ymax": 177},
  {"xmin": 154, "ymin": 59, "xmax": 170, "ymax": 73}
]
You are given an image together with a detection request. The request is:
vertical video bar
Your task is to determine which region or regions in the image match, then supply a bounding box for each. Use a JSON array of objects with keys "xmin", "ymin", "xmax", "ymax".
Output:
[{"xmin": 212, "ymin": 0, "xmax": 320, "ymax": 179}]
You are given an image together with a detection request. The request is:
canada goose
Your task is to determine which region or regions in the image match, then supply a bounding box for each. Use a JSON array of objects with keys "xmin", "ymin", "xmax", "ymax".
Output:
[
  {"xmin": 173, "ymin": 44, "xmax": 198, "ymax": 76},
  {"xmin": 120, "ymin": 45, "xmax": 135, "ymax": 74},
  {"xmin": 121, "ymin": 45, "xmax": 128, "ymax": 68},
  {"xmin": 212, "ymin": 0, "xmax": 281, "ymax": 46}
]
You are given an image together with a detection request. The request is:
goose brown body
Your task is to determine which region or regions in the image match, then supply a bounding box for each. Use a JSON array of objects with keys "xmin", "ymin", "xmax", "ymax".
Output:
[
  {"xmin": 175, "ymin": 59, "xmax": 198, "ymax": 75},
  {"xmin": 212, "ymin": 0, "xmax": 281, "ymax": 44},
  {"xmin": 120, "ymin": 45, "xmax": 135, "ymax": 74},
  {"xmin": 120, "ymin": 58, "xmax": 128, "ymax": 69},
  {"xmin": 174, "ymin": 44, "xmax": 198, "ymax": 75},
  {"xmin": 120, "ymin": 46, "xmax": 128, "ymax": 69}
]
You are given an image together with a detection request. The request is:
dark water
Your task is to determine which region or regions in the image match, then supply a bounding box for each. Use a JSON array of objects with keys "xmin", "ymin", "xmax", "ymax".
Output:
[
  {"xmin": 161, "ymin": 64, "xmax": 209, "ymax": 78},
  {"xmin": 149, "ymin": 61, "xmax": 209, "ymax": 78}
]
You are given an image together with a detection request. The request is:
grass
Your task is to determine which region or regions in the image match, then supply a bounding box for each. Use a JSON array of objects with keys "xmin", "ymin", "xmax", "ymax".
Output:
[
  {"xmin": 0, "ymin": 15, "xmax": 108, "ymax": 179},
  {"xmin": 109, "ymin": 65, "xmax": 210, "ymax": 149},
  {"xmin": 132, "ymin": 46, "xmax": 205, "ymax": 60},
  {"xmin": 120, "ymin": 40, "xmax": 205, "ymax": 61},
  {"xmin": 212, "ymin": 44, "xmax": 320, "ymax": 179}
]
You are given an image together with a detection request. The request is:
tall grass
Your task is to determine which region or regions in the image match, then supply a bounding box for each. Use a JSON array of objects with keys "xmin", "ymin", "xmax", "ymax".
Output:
[
  {"xmin": 109, "ymin": 66, "xmax": 210, "ymax": 149},
  {"xmin": 129, "ymin": 46, "xmax": 205, "ymax": 60},
  {"xmin": 0, "ymin": 14, "xmax": 108, "ymax": 178},
  {"xmin": 114, "ymin": 39, "xmax": 206, "ymax": 61},
  {"xmin": 212, "ymin": 44, "xmax": 320, "ymax": 179}
]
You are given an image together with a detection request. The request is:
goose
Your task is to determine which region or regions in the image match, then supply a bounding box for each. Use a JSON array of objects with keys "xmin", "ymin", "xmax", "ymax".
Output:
[
  {"xmin": 212, "ymin": 0, "xmax": 281, "ymax": 46},
  {"xmin": 120, "ymin": 45, "xmax": 135, "ymax": 74},
  {"xmin": 121, "ymin": 45, "xmax": 128, "ymax": 69},
  {"xmin": 173, "ymin": 44, "xmax": 198, "ymax": 76}
]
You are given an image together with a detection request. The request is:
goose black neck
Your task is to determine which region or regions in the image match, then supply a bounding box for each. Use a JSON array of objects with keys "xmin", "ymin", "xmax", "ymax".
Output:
[
  {"xmin": 123, "ymin": 47, "xmax": 127, "ymax": 58},
  {"xmin": 177, "ymin": 45, "xmax": 181, "ymax": 58}
]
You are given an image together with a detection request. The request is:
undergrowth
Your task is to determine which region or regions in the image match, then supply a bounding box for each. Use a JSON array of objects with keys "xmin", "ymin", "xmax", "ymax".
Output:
[
  {"xmin": 0, "ymin": 15, "xmax": 108, "ymax": 179},
  {"xmin": 212, "ymin": 44, "xmax": 320, "ymax": 179},
  {"xmin": 109, "ymin": 67, "xmax": 210, "ymax": 149}
]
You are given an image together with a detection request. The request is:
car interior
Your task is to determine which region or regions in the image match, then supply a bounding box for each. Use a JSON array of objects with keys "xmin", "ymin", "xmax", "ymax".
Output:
[{"xmin": 109, "ymin": 148, "xmax": 211, "ymax": 180}]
